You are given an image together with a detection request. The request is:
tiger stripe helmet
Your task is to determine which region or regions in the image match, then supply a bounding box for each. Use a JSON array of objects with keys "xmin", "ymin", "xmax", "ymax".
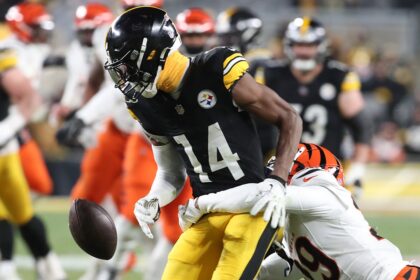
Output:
[{"xmin": 288, "ymin": 143, "xmax": 344, "ymax": 186}]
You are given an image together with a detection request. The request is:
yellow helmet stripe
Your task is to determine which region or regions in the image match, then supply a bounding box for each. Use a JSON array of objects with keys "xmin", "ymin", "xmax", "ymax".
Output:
[{"xmin": 300, "ymin": 16, "xmax": 311, "ymax": 35}]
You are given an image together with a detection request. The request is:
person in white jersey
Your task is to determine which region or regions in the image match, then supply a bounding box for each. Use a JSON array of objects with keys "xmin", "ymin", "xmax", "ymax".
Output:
[{"xmin": 179, "ymin": 143, "xmax": 419, "ymax": 280}]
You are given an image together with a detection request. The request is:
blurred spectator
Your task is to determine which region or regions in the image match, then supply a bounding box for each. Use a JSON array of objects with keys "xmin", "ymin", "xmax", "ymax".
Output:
[
  {"xmin": 362, "ymin": 53, "xmax": 408, "ymax": 128},
  {"xmin": 404, "ymin": 103, "xmax": 420, "ymax": 155},
  {"xmin": 347, "ymin": 31, "xmax": 375, "ymax": 81},
  {"xmin": 371, "ymin": 122, "xmax": 406, "ymax": 163}
]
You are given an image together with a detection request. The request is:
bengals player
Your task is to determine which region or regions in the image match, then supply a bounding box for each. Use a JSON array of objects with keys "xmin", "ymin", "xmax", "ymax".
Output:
[
  {"xmin": 105, "ymin": 6, "xmax": 301, "ymax": 280},
  {"xmin": 250, "ymin": 17, "xmax": 372, "ymax": 199},
  {"xmin": 179, "ymin": 143, "xmax": 420, "ymax": 280},
  {"xmin": 175, "ymin": 7, "xmax": 215, "ymax": 56}
]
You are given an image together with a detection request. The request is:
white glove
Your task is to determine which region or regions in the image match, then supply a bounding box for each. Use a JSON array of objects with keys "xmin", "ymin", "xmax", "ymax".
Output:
[
  {"xmin": 250, "ymin": 177, "xmax": 286, "ymax": 229},
  {"xmin": 178, "ymin": 198, "xmax": 204, "ymax": 232},
  {"xmin": 345, "ymin": 162, "xmax": 366, "ymax": 203},
  {"xmin": 134, "ymin": 197, "xmax": 160, "ymax": 239},
  {"xmin": 345, "ymin": 162, "xmax": 366, "ymax": 186}
]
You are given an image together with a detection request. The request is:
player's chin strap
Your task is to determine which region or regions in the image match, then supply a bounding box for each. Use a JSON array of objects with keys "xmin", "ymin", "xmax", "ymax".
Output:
[{"xmin": 141, "ymin": 36, "xmax": 182, "ymax": 98}]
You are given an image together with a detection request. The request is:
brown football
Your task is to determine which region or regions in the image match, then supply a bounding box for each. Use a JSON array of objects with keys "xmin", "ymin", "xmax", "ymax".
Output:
[{"xmin": 69, "ymin": 199, "xmax": 117, "ymax": 260}]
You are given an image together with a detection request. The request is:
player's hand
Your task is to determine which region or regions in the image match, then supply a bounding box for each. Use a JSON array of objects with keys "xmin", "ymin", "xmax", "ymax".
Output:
[
  {"xmin": 345, "ymin": 162, "xmax": 366, "ymax": 202},
  {"xmin": 55, "ymin": 117, "xmax": 85, "ymax": 148},
  {"xmin": 134, "ymin": 197, "xmax": 160, "ymax": 239},
  {"xmin": 250, "ymin": 177, "xmax": 286, "ymax": 229},
  {"xmin": 178, "ymin": 198, "xmax": 203, "ymax": 231}
]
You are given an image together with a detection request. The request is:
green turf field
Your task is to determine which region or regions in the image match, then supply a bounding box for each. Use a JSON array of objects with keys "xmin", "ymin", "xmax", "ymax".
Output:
[{"xmin": 12, "ymin": 197, "xmax": 420, "ymax": 280}]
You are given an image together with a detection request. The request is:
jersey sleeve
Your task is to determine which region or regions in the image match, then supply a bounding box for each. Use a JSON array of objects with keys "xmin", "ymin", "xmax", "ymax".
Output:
[
  {"xmin": 286, "ymin": 186, "xmax": 342, "ymax": 216},
  {"xmin": 222, "ymin": 50, "xmax": 249, "ymax": 91},
  {"xmin": 340, "ymin": 71, "xmax": 361, "ymax": 92},
  {"xmin": 0, "ymin": 48, "xmax": 18, "ymax": 73},
  {"xmin": 200, "ymin": 47, "xmax": 249, "ymax": 92}
]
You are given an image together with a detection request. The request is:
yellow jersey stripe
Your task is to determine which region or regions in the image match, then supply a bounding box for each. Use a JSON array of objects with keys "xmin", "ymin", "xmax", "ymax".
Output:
[
  {"xmin": 341, "ymin": 71, "xmax": 361, "ymax": 92},
  {"xmin": 157, "ymin": 51, "xmax": 189, "ymax": 94},
  {"xmin": 223, "ymin": 53, "xmax": 242, "ymax": 68},
  {"xmin": 223, "ymin": 60, "xmax": 249, "ymax": 91},
  {"xmin": 127, "ymin": 108, "xmax": 139, "ymax": 121},
  {"xmin": 254, "ymin": 66, "xmax": 266, "ymax": 85},
  {"xmin": 223, "ymin": 56, "xmax": 246, "ymax": 76},
  {"xmin": 0, "ymin": 49, "xmax": 17, "ymax": 72}
]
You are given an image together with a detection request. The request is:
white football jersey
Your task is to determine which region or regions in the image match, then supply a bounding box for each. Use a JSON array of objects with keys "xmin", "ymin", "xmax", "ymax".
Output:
[
  {"xmin": 9, "ymin": 37, "xmax": 50, "ymax": 90},
  {"xmin": 285, "ymin": 169, "xmax": 408, "ymax": 280},
  {"xmin": 60, "ymin": 40, "xmax": 95, "ymax": 110},
  {"xmin": 77, "ymin": 25, "xmax": 137, "ymax": 133}
]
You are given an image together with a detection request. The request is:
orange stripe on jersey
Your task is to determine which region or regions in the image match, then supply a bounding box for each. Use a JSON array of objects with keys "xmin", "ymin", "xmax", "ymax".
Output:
[{"xmin": 394, "ymin": 265, "xmax": 420, "ymax": 280}]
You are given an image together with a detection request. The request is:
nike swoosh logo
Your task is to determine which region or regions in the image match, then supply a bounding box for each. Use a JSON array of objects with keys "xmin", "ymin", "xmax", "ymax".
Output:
[{"xmin": 303, "ymin": 175, "xmax": 317, "ymax": 182}]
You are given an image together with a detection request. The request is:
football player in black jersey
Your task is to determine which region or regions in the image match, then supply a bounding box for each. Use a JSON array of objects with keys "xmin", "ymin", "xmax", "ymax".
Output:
[
  {"xmin": 104, "ymin": 7, "xmax": 302, "ymax": 280},
  {"xmin": 250, "ymin": 17, "xmax": 372, "ymax": 199}
]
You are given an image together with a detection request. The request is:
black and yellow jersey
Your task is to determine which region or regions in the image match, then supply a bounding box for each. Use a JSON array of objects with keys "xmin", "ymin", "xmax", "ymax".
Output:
[
  {"xmin": 127, "ymin": 47, "xmax": 265, "ymax": 197},
  {"xmin": 0, "ymin": 46, "xmax": 17, "ymax": 122},
  {"xmin": 250, "ymin": 59, "xmax": 361, "ymax": 158}
]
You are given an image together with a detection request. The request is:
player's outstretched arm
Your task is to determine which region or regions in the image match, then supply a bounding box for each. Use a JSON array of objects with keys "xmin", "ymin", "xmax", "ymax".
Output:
[
  {"xmin": 134, "ymin": 140, "xmax": 187, "ymax": 238},
  {"xmin": 0, "ymin": 67, "xmax": 41, "ymax": 146},
  {"xmin": 232, "ymin": 73, "xmax": 302, "ymax": 181},
  {"xmin": 178, "ymin": 179, "xmax": 286, "ymax": 231}
]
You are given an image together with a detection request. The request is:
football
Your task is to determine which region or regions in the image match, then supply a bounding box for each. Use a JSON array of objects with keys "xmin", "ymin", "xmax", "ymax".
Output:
[{"xmin": 69, "ymin": 199, "xmax": 117, "ymax": 260}]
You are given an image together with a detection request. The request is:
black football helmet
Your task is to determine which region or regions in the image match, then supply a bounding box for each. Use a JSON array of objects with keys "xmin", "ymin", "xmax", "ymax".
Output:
[
  {"xmin": 216, "ymin": 7, "xmax": 262, "ymax": 54},
  {"xmin": 104, "ymin": 7, "xmax": 181, "ymax": 100},
  {"xmin": 283, "ymin": 17, "xmax": 328, "ymax": 71}
]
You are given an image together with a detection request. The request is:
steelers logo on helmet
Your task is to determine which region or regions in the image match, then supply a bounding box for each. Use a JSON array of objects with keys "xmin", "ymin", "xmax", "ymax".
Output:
[
  {"xmin": 197, "ymin": 90, "xmax": 217, "ymax": 109},
  {"xmin": 104, "ymin": 6, "xmax": 181, "ymax": 101},
  {"xmin": 283, "ymin": 17, "xmax": 328, "ymax": 72},
  {"xmin": 216, "ymin": 7, "xmax": 262, "ymax": 54}
]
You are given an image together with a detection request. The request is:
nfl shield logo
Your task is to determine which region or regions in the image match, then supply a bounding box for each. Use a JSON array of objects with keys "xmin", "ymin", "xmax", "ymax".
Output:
[{"xmin": 197, "ymin": 90, "xmax": 217, "ymax": 109}]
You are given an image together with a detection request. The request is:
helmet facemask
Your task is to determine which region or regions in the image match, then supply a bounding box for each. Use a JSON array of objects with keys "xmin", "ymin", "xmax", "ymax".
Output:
[
  {"xmin": 105, "ymin": 7, "xmax": 181, "ymax": 101},
  {"xmin": 106, "ymin": 34, "xmax": 181, "ymax": 102}
]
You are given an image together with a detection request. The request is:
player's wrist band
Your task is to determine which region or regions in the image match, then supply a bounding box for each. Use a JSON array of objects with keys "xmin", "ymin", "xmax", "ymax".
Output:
[{"xmin": 268, "ymin": 175, "xmax": 286, "ymax": 185}]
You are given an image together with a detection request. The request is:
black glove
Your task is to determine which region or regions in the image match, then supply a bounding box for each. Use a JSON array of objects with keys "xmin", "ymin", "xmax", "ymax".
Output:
[{"xmin": 55, "ymin": 117, "xmax": 85, "ymax": 148}]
